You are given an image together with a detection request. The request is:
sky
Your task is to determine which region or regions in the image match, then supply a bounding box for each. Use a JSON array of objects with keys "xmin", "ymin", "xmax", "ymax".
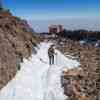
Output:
[{"xmin": 3, "ymin": 0, "xmax": 100, "ymax": 32}]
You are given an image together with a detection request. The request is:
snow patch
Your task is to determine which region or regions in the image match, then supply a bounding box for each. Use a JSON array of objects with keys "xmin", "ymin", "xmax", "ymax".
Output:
[{"xmin": 0, "ymin": 42, "xmax": 80, "ymax": 100}]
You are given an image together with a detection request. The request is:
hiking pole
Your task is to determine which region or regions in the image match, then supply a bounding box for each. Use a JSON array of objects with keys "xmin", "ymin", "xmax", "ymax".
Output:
[{"xmin": 56, "ymin": 53, "xmax": 57, "ymax": 65}]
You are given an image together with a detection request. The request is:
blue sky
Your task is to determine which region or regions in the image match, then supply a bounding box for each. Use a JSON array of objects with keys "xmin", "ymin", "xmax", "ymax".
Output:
[
  {"xmin": 3, "ymin": 0, "xmax": 100, "ymax": 32},
  {"xmin": 3, "ymin": 0, "xmax": 100, "ymax": 19}
]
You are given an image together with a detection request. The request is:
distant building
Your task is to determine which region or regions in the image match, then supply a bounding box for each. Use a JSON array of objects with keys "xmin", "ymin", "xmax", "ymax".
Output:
[
  {"xmin": 49, "ymin": 25, "xmax": 58, "ymax": 33},
  {"xmin": 58, "ymin": 25, "xmax": 63, "ymax": 32},
  {"xmin": 49, "ymin": 25, "xmax": 63, "ymax": 34}
]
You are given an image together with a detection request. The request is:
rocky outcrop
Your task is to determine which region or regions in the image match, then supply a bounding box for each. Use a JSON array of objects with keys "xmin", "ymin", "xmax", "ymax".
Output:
[
  {"xmin": 56, "ymin": 38, "xmax": 100, "ymax": 100},
  {"xmin": 0, "ymin": 11, "xmax": 38, "ymax": 89},
  {"xmin": 62, "ymin": 68, "xmax": 91, "ymax": 100}
]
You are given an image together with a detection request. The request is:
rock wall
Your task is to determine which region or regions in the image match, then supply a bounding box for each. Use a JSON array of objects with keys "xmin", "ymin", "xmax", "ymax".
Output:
[{"xmin": 0, "ymin": 11, "xmax": 38, "ymax": 89}]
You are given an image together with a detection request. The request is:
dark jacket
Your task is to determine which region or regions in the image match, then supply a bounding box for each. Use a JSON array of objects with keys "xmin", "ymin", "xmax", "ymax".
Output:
[{"xmin": 48, "ymin": 47, "xmax": 55, "ymax": 56}]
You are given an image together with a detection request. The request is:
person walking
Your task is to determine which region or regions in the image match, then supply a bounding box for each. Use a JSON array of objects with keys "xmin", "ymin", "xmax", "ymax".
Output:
[{"xmin": 48, "ymin": 45, "xmax": 56, "ymax": 65}]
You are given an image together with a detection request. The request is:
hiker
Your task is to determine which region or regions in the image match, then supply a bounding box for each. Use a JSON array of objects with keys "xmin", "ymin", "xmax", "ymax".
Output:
[{"xmin": 48, "ymin": 45, "xmax": 57, "ymax": 65}]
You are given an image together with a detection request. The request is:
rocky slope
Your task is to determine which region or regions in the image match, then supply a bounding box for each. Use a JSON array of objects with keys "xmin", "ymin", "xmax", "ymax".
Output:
[
  {"xmin": 56, "ymin": 38, "xmax": 100, "ymax": 100},
  {"xmin": 0, "ymin": 10, "xmax": 38, "ymax": 89}
]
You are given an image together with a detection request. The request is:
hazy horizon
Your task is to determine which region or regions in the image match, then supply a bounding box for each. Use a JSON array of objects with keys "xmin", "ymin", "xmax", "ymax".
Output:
[
  {"xmin": 28, "ymin": 17, "xmax": 100, "ymax": 33},
  {"xmin": 3, "ymin": 0, "xmax": 100, "ymax": 32}
]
